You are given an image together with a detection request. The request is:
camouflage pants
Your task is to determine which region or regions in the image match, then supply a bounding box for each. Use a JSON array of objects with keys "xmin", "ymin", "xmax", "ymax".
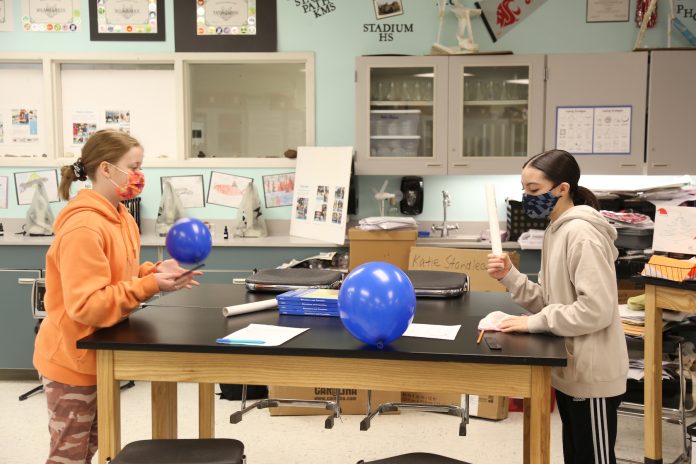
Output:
[{"xmin": 42, "ymin": 377, "xmax": 98, "ymax": 464}]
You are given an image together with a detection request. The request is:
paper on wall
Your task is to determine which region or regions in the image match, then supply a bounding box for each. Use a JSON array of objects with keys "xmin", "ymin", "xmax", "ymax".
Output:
[{"xmin": 290, "ymin": 146, "xmax": 353, "ymax": 245}]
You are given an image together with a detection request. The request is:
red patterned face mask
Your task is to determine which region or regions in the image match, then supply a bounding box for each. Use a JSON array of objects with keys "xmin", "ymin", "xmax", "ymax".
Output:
[{"xmin": 108, "ymin": 163, "xmax": 145, "ymax": 200}]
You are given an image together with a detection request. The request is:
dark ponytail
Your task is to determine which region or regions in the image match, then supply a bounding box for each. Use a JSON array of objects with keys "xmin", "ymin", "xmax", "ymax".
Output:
[{"xmin": 523, "ymin": 149, "xmax": 600, "ymax": 211}]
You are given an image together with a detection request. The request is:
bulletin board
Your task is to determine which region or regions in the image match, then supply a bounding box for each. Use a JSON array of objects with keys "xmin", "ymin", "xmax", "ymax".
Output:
[
  {"xmin": 0, "ymin": 63, "xmax": 48, "ymax": 159},
  {"xmin": 59, "ymin": 64, "xmax": 177, "ymax": 160}
]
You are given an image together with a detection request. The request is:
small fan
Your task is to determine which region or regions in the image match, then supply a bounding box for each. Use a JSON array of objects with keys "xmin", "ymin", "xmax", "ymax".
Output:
[{"xmin": 371, "ymin": 179, "xmax": 404, "ymax": 216}]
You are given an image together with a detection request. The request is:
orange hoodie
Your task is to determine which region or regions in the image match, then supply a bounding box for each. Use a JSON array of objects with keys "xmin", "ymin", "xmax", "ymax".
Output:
[{"xmin": 34, "ymin": 189, "xmax": 160, "ymax": 386}]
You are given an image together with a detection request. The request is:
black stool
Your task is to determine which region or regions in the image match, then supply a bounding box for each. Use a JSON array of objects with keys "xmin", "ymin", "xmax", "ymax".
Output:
[
  {"xmin": 107, "ymin": 439, "xmax": 245, "ymax": 464},
  {"xmin": 357, "ymin": 452, "xmax": 470, "ymax": 463}
]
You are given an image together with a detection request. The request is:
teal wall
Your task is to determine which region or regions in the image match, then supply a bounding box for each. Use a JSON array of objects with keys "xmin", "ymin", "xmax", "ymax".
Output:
[{"xmin": 0, "ymin": 0, "xmax": 694, "ymax": 223}]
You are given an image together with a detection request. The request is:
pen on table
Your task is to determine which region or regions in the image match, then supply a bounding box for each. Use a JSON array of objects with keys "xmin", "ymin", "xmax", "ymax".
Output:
[
  {"xmin": 216, "ymin": 339, "xmax": 266, "ymax": 345},
  {"xmin": 476, "ymin": 329, "xmax": 485, "ymax": 344}
]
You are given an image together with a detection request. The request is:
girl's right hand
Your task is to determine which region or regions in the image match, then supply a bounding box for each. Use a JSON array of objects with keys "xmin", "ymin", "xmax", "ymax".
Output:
[
  {"xmin": 487, "ymin": 253, "xmax": 512, "ymax": 281},
  {"xmin": 154, "ymin": 272, "xmax": 193, "ymax": 292}
]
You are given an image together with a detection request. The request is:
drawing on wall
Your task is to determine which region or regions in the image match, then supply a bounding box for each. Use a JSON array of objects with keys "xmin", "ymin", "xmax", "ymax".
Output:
[
  {"xmin": 22, "ymin": 0, "xmax": 81, "ymax": 32},
  {"xmin": 11, "ymin": 108, "xmax": 39, "ymax": 143},
  {"xmin": 160, "ymin": 175, "xmax": 205, "ymax": 208},
  {"xmin": 90, "ymin": 0, "xmax": 165, "ymax": 41},
  {"xmin": 262, "ymin": 172, "xmax": 294, "ymax": 208},
  {"xmin": 0, "ymin": 176, "xmax": 8, "ymax": 209},
  {"xmin": 0, "ymin": 0, "xmax": 14, "ymax": 32},
  {"xmin": 374, "ymin": 0, "xmax": 403, "ymax": 19},
  {"xmin": 207, "ymin": 171, "xmax": 253, "ymax": 208},
  {"xmin": 14, "ymin": 169, "xmax": 59, "ymax": 205}
]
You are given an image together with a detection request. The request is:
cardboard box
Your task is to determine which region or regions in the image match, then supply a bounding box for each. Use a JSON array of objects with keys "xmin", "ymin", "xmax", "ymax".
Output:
[
  {"xmin": 408, "ymin": 247, "xmax": 520, "ymax": 292},
  {"xmin": 400, "ymin": 392, "xmax": 508, "ymax": 421},
  {"xmin": 348, "ymin": 227, "xmax": 418, "ymax": 270},
  {"xmin": 267, "ymin": 386, "xmax": 400, "ymax": 416},
  {"xmin": 617, "ymin": 278, "xmax": 644, "ymax": 305}
]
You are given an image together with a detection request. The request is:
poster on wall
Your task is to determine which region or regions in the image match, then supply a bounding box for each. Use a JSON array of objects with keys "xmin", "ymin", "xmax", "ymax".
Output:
[
  {"xmin": 160, "ymin": 175, "xmax": 205, "ymax": 209},
  {"xmin": 89, "ymin": 0, "xmax": 165, "ymax": 41},
  {"xmin": 290, "ymin": 146, "xmax": 352, "ymax": 245},
  {"xmin": 262, "ymin": 172, "xmax": 295, "ymax": 208},
  {"xmin": 11, "ymin": 108, "xmax": 39, "ymax": 143},
  {"xmin": 207, "ymin": 171, "xmax": 253, "ymax": 208},
  {"xmin": 105, "ymin": 109, "xmax": 131, "ymax": 133},
  {"xmin": 14, "ymin": 169, "xmax": 59, "ymax": 205},
  {"xmin": 70, "ymin": 109, "xmax": 99, "ymax": 147},
  {"xmin": 0, "ymin": 176, "xmax": 8, "ymax": 209},
  {"xmin": 556, "ymin": 106, "xmax": 631, "ymax": 155},
  {"xmin": 0, "ymin": 0, "xmax": 13, "ymax": 32},
  {"xmin": 21, "ymin": 0, "xmax": 81, "ymax": 32},
  {"xmin": 174, "ymin": 0, "xmax": 276, "ymax": 52}
]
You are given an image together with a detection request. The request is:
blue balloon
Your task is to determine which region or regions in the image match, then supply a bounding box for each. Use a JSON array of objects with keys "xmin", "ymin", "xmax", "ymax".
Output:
[
  {"xmin": 338, "ymin": 262, "xmax": 416, "ymax": 349},
  {"xmin": 165, "ymin": 218, "xmax": 212, "ymax": 264}
]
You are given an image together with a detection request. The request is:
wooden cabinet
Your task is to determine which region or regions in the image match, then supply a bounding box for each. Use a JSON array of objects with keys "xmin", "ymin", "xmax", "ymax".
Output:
[
  {"xmin": 544, "ymin": 52, "xmax": 648, "ymax": 175},
  {"xmin": 646, "ymin": 50, "xmax": 696, "ymax": 175},
  {"xmin": 355, "ymin": 55, "xmax": 545, "ymax": 175}
]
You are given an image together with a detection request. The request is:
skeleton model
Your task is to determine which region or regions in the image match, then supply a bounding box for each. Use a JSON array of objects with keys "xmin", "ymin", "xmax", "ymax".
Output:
[{"xmin": 432, "ymin": 0, "xmax": 481, "ymax": 55}]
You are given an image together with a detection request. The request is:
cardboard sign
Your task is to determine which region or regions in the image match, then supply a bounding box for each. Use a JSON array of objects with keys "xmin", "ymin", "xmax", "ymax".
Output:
[{"xmin": 408, "ymin": 247, "xmax": 519, "ymax": 292}]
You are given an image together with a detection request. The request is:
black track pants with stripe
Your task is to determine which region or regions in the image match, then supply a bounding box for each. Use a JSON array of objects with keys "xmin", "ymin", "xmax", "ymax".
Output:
[{"xmin": 556, "ymin": 389, "xmax": 623, "ymax": 464}]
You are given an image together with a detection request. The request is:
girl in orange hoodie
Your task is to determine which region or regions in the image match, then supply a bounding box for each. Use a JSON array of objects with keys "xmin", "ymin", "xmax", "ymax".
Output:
[{"xmin": 34, "ymin": 129, "xmax": 201, "ymax": 464}]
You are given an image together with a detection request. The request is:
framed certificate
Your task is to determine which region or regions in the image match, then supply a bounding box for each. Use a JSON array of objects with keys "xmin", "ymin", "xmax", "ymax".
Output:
[
  {"xmin": 174, "ymin": 0, "xmax": 276, "ymax": 52},
  {"xmin": 22, "ymin": 0, "xmax": 81, "ymax": 32},
  {"xmin": 89, "ymin": 0, "xmax": 165, "ymax": 41},
  {"xmin": 586, "ymin": 0, "xmax": 629, "ymax": 23}
]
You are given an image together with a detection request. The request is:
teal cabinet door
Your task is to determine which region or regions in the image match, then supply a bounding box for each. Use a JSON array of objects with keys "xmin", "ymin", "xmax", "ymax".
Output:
[{"xmin": 0, "ymin": 270, "xmax": 42, "ymax": 369}]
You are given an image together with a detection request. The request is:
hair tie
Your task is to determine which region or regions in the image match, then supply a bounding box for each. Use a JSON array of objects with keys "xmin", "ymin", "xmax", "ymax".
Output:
[{"xmin": 72, "ymin": 160, "xmax": 87, "ymax": 182}]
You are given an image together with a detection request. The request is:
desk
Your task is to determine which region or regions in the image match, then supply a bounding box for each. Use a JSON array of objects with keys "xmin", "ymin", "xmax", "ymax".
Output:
[
  {"xmin": 641, "ymin": 277, "xmax": 696, "ymax": 463},
  {"xmin": 78, "ymin": 284, "xmax": 566, "ymax": 464}
]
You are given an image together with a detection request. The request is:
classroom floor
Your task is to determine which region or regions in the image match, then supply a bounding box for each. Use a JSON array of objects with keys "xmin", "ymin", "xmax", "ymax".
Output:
[{"xmin": 0, "ymin": 380, "xmax": 689, "ymax": 464}]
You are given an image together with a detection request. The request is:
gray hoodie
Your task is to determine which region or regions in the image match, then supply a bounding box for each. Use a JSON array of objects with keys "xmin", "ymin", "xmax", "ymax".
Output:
[{"xmin": 500, "ymin": 205, "xmax": 628, "ymax": 398}]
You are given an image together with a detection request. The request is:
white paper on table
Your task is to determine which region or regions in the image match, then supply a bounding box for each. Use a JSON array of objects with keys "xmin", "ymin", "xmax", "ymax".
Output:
[
  {"xmin": 221, "ymin": 299, "xmax": 278, "ymax": 317},
  {"xmin": 216, "ymin": 324, "xmax": 308, "ymax": 347},
  {"xmin": 402, "ymin": 323, "xmax": 461, "ymax": 341}
]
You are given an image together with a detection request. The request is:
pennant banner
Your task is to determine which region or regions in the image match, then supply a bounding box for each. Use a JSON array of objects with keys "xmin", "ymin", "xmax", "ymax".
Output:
[{"xmin": 475, "ymin": 0, "xmax": 547, "ymax": 42}]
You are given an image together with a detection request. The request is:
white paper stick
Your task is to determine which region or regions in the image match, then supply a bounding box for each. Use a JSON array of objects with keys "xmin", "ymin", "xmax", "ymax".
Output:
[
  {"xmin": 222, "ymin": 298, "xmax": 278, "ymax": 318},
  {"xmin": 485, "ymin": 184, "xmax": 503, "ymax": 256}
]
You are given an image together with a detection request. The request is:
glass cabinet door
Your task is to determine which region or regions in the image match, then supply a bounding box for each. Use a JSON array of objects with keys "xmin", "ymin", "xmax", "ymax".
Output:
[
  {"xmin": 356, "ymin": 57, "xmax": 448, "ymax": 175},
  {"xmin": 448, "ymin": 55, "xmax": 545, "ymax": 174}
]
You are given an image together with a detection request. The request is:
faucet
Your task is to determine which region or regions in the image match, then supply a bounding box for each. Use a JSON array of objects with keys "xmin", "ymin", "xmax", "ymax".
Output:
[{"xmin": 431, "ymin": 190, "xmax": 459, "ymax": 238}]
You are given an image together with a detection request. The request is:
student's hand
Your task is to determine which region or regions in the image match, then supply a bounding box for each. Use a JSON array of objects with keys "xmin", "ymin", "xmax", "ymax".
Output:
[
  {"xmin": 156, "ymin": 259, "xmax": 185, "ymax": 274},
  {"xmin": 487, "ymin": 253, "xmax": 512, "ymax": 281},
  {"xmin": 155, "ymin": 272, "xmax": 201, "ymax": 292},
  {"xmin": 498, "ymin": 315, "xmax": 529, "ymax": 333}
]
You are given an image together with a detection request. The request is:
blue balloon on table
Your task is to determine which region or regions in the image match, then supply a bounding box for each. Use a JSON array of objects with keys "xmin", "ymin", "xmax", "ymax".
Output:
[
  {"xmin": 165, "ymin": 218, "xmax": 212, "ymax": 265},
  {"xmin": 338, "ymin": 262, "xmax": 416, "ymax": 349}
]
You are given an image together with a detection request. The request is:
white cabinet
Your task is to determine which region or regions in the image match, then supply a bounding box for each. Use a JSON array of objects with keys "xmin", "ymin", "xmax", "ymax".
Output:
[
  {"xmin": 544, "ymin": 52, "xmax": 648, "ymax": 175},
  {"xmin": 355, "ymin": 55, "xmax": 545, "ymax": 175},
  {"xmin": 355, "ymin": 56, "xmax": 449, "ymax": 175},
  {"xmin": 646, "ymin": 50, "xmax": 696, "ymax": 175},
  {"xmin": 447, "ymin": 54, "xmax": 545, "ymax": 175}
]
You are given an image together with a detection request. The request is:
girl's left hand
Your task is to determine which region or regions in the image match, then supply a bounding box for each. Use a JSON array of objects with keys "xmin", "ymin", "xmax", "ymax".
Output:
[
  {"xmin": 498, "ymin": 315, "xmax": 529, "ymax": 333},
  {"xmin": 156, "ymin": 259, "xmax": 185, "ymax": 274}
]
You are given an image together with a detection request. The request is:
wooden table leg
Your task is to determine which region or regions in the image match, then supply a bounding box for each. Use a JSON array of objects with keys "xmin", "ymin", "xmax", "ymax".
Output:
[
  {"xmin": 152, "ymin": 381, "xmax": 177, "ymax": 439},
  {"xmin": 644, "ymin": 284, "xmax": 663, "ymax": 463},
  {"xmin": 96, "ymin": 350, "xmax": 120, "ymax": 464},
  {"xmin": 523, "ymin": 397, "xmax": 531, "ymax": 464},
  {"xmin": 529, "ymin": 366, "xmax": 551, "ymax": 464},
  {"xmin": 199, "ymin": 383, "xmax": 215, "ymax": 438}
]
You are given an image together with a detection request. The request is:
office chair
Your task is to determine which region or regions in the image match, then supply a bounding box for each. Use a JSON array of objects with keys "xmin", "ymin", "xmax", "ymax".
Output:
[
  {"xmin": 357, "ymin": 453, "xmax": 470, "ymax": 463},
  {"xmin": 107, "ymin": 438, "xmax": 245, "ymax": 464}
]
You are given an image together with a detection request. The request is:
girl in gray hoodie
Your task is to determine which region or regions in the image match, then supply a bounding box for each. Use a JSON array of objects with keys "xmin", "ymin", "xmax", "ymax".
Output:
[{"xmin": 488, "ymin": 149, "xmax": 628, "ymax": 464}]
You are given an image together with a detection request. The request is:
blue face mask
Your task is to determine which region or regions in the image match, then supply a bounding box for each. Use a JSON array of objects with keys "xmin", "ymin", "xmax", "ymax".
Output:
[{"xmin": 522, "ymin": 190, "xmax": 559, "ymax": 219}]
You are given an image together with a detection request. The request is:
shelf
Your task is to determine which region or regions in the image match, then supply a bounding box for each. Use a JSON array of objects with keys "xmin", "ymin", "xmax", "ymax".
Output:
[
  {"xmin": 370, "ymin": 135, "xmax": 421, "ymax": 140},
  {"xmin": 370, "ymin": 109, "xmax": 422, "ymax": 114},
  {"xmin": 371, "ymin": 101, "xmax": 433, "ymax": 107},
  {"xmin": 463, "ymin": 99, "xmax": 528, "ymax": 106}
]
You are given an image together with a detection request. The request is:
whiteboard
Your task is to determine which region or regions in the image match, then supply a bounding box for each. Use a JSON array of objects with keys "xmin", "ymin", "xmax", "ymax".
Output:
[
  {"xmin": 0, "ymin": 63, "xmax": 48, "ymax": 159},
  {"xmin": 60, "ymin": 64, "xmax": 177, "ymax": 160}
]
